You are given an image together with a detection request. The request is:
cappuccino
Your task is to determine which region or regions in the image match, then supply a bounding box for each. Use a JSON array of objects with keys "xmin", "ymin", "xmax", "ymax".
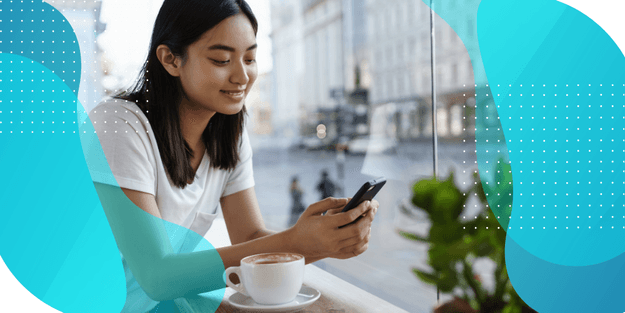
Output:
[{"xmin": 225, "ymin": 252, "xmax": 305, "ymax": 305}]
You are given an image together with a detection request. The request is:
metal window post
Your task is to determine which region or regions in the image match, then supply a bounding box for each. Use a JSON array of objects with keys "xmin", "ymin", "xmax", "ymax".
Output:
[{"xmin": 429, "ymin": 0, "xmax": 440, "ymax": 303}]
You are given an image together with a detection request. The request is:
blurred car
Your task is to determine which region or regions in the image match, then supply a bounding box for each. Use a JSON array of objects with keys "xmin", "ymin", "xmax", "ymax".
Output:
[
  {"xmin": 345, "ymin": 137, "xmax": 369, "ymax": 154},
  {"xmin": 346, "ymin": 136, "xmax": 397, "ymax": 155},
  {"xmin": 302, "ymin": 136, "xmax": 326, "ymax": 150}
]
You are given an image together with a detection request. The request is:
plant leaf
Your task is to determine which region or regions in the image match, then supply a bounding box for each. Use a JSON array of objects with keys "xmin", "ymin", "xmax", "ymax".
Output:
[
  {"xmin": 413, "ymin": 268, "xmax": 438, "ymax": 285},
  {"xmin": 398, "ymin": 230, "xmax": 428, "ymax": 242}
]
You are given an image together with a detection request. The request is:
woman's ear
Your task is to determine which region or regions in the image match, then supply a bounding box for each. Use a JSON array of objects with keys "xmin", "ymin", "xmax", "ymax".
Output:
[{"xmin": 156, "ymin": 44, "xmax": 182, "ymax": 77}]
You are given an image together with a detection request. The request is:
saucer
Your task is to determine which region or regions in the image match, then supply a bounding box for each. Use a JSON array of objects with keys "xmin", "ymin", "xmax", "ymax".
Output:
[{"xmin": 227, "ymin": 285, "xmax": 321, "ymax": 312}]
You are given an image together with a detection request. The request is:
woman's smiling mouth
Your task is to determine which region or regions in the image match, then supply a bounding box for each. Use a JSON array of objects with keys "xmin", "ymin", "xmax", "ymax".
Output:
[{"xmin": 220, "ymin": 90, "xmax": 245, "ymax": 99}]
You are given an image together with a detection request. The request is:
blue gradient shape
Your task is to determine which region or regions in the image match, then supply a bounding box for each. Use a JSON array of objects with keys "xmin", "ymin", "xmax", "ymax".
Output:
[
  {"xmin": 0, "ymin": 0, "xmax": 81, "ymax": 97},
  {"xmin": 0, "ymin": 53, "xmax": 226, "ymax": 313},
  {"xmin": 476, "ymin": 0, "xmax": 625, "ymax": 311},
  {"xmin": 479, "ymin": 0, "xmax": 625, "ymax": 266},
  {"xmin": 506, "ymin": 236, "xmax": 625, "ymax": 312},
  {"xmin": 1, "ymin": 2, "xmax": 226, "ymax": 311},
  {"xmin": 79, "ymin": 106, "xmax": 226, "ymax": 312},
  {"xmin": 0, "ymin": 52, "xmax": 126, "ymax": 312},
  {"xmin": 424, "ymin": 0, "xmax": 625, "ymax": 311}
]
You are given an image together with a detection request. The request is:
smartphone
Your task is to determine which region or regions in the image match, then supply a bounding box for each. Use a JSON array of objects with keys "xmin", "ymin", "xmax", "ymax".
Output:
[{"xmin": 338, "ymin": 177, "xmax": 386, "ymax": 227}]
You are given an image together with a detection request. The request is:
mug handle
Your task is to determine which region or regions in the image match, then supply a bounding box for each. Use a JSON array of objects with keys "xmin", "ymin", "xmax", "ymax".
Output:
[{"xmin": 224, "ymin": 266, "xmax": 248, "ymax": 296}]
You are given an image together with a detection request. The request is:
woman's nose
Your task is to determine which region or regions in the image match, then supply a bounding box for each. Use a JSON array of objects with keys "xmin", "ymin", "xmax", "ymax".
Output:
[{"xmin": 229, "ymin": 60, "xmax": 249, "ymax": 86}]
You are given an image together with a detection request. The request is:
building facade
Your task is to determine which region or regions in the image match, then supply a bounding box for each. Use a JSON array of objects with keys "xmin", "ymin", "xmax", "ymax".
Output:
[
  {"xmin": 269, "ymin": 0, "xmax": 305, "ymax": 141},
  {"xmin": 271, "ymin": 0, "xmax": 369, "ymax": 143},
  {"xmin": 365, "ymin": 0, "xmax": 478, "ymax": 140}
]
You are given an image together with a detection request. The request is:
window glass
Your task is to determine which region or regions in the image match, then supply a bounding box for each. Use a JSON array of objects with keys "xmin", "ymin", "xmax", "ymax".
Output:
[{"xmin": 92, "ymin": 0, "xmax": 481, "ymax": 311}]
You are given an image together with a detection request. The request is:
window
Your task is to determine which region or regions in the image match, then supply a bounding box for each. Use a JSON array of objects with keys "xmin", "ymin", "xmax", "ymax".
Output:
[
  {"xmin": 397, "ymin": 72, "xmax": 404, "ymax": 96},
  {"xmin": 409, "ymin": 37, "xmax": 417, "ymax": 60},
  {"xmin": 96, "ymin": 0, "xmax": 482, "ymax": 311},
  {"xmin": 421, "ymin": 33, "xmax": 429, "ymax": 55},
  {"xmin": 404, "ymin": 71, "xmax": 411, "ymax": 97},
  {"xmin": 407, "ymin": 0, "xmax": 415, "ymax": 26},
  {"xmin": 452, "ymin": 62, "xmax": 458, "ymax": 87}
]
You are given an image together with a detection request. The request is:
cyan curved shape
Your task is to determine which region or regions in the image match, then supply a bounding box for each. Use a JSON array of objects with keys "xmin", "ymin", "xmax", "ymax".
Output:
[
  {"xmin": 0, "ymin": 1, "xmax": 81, "ymax": 97},
  {"xmin": 506, "ymin": 235, "xmax": 625, "ymax": 312},
  {"xmin": 0, "ymin": 52, "xmax": 126, "ymax": 312},
  {"xmin": 0, "ymin": 1, "xmax": 227, "ymax": 310},
  {"xmin": 79, "ymin": 107, "xmax": 227, "ymax": 312},
  {"xmin": 478, "ymin": 0, "xmax": 625, "ymax": 311},
  {"xmin": 479, "ymin": 0, "xmax": 625, "ymax": 267},
  {"xmin": 425, "ymin": 0, "xmax": 625, "ymax": 310}
]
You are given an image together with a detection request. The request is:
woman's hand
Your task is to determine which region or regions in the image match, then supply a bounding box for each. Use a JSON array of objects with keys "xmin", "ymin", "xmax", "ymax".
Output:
[{"xmin": 287, "ymin": 197, "xmax": 379, "ymax": 261}]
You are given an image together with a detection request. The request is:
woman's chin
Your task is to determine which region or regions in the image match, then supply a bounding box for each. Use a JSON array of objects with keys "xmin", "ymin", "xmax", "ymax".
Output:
[{"xmin": 219, "ymin": 103, "xmax": 245, "ymax": 115}]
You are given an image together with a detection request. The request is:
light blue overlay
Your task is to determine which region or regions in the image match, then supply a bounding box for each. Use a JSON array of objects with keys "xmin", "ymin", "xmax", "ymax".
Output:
[
  {"xmin": 424, "ymin": 0, "xmax": 625, "ymax": 311},
  {"xmin": 0, "ymin": 1, "xmax": 225, "ymax": 312},
  {"xmin": 479, "ymin": 0, "xmax": 625, "ymax": 266},
  {"xmin": 0, "ymin": 52, "xmax": 126, "ymax": 312}
]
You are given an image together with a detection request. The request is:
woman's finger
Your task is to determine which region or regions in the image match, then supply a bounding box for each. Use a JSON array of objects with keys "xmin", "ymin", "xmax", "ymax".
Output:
[
  {"xmin": 329, "ymin": 200, "xmax": 372, "ymax": 227},
  {"xmin": 368, "ymin": 206, "xmax": 378, "ymax": 221},
  {"xmin": 303, "ymin": 197, "xmax": 348, "ymax": 216},
  {"xmin": 337, "ymin": 236, "xmax": 370, "ymax": 257},
  {"xmin": 324, "ymin": 197, "xmax": 361, "ymax": 216},
  {"xmin": 325, "ymin": 207, "xmax": 343, "ymax": 216},
  {"xmin": 336, "ymin": 226, "xmax": 371, "ymax": 249},
  {"xmin": 335, "ymin": 212, "xmax": 372, "ymax": 241}
]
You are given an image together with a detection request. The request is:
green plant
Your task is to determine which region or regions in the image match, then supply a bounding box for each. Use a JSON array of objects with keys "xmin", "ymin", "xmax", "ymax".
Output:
[{"xmin": 399, "ymin": 158, "xmax": 535, "ymax": 313}]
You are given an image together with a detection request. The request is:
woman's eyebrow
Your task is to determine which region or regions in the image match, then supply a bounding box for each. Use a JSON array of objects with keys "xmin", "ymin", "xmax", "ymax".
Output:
[{"xmin": 207, "ymin": 43, "xmax": 257, "ymax": 52}]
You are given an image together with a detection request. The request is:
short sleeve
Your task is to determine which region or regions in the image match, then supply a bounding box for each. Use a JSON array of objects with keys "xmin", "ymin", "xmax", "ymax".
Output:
[
  {"xmin": 222, "ymin": 129, "xmax": 255, "ymax": 197},
  {"xmin": 89, "ymin": 101, "xmax": 157, "ymax": 195}
]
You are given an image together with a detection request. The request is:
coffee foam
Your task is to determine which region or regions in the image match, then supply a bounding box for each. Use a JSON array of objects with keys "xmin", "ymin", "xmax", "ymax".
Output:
[{"xmin": 242, "ymin": 252, "xmax": 303, "ymax": 265}]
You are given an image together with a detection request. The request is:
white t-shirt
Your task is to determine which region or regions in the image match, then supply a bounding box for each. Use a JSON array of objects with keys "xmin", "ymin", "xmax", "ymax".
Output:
[{"xmin": 89, "ymin": 98, "xmax": 254, "ymax": 312}]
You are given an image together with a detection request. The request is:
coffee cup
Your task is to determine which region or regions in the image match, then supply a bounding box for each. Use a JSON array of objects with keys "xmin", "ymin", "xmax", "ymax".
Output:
[{"xmin": 224, "ymin": 252, "xmax": 305, "ymax": 305}]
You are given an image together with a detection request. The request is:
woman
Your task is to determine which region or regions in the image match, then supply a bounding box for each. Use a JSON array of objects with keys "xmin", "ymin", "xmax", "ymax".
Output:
[{"xmin": 89, "ymin": 0, "xmax": 378, "ymax": 312}]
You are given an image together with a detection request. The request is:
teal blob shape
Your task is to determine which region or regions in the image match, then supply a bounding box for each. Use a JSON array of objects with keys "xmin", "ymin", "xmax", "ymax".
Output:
[
  {"xmin": 506, "ymin": 236, "xmax": 625, "ymax": 312},
  {"xmin": 479, "ymin": 0, "xmax": 625, "ymax": 266},
  {"xmin": 78, "ymin": 102, "xmax": 226, "ymax": 313},
  {"xmin": 0, "ymin": 0, "xmax": 82, "ymax": 97},
  {"xmin": 0, "ymin": 53, "xmax": 126, "ymax": 312},
  {"xmin": 422, "ymin": 0, "xmax": 625, "ymax": 310},
  {"xmin": 1, "ymin": 3, "xmax": 226, "ymax": 311}
]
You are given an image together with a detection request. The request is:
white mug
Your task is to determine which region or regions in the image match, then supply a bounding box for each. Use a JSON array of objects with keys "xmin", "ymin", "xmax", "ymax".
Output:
[{"xmin": 224, "ymin": 252, "xmax": 305, "ymax": 305}]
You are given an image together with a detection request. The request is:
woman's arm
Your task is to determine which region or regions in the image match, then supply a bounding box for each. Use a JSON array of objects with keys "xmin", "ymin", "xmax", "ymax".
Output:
[
  {"xmin": 220, "ymin": 188, "xmax": 378, "ymax": 266},
  {"xmin": 97, "ymin": 183, "xmax": 376, "ymax": 302},
  {"xmin": 95, "ymin": 183, "xmax": 225, "ymax": 301},
  {"xmin": 220, "ymin": 187, "xmax": 267, "ymax": 245},
  {"xmin": 218, "ymin": 187, "xmax": 326, "ymax": 267}
]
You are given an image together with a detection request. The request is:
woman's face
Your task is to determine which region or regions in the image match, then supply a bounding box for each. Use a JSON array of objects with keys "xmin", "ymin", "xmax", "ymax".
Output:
[{"xmin": 177, "ymin": 13, "xmax": 257, "ymax": 115}]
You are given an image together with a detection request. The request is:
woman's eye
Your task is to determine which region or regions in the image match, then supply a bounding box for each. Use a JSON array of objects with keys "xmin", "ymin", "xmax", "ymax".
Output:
[
  {"xmin": 246, "ymin": 59, "xmax": 256, "ymax": 64},
  {"xmin": 211, "ymin": 59, "xmax": 229, "ymax": 65}
]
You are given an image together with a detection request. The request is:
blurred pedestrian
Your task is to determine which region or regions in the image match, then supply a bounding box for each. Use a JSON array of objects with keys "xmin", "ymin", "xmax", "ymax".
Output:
[
  {"xmin": 288, "ymin": 176, "xmax": 306, "ymax": 226},
  {"xmin": 316, "ymin": 170, "xmax": 337, "ymax": 200}
]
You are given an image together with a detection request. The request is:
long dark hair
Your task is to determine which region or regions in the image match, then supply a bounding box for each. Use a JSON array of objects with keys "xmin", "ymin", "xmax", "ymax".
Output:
[{"xmin": 117, "ymin": 0, "xmax": 258, "ymax": 188}]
